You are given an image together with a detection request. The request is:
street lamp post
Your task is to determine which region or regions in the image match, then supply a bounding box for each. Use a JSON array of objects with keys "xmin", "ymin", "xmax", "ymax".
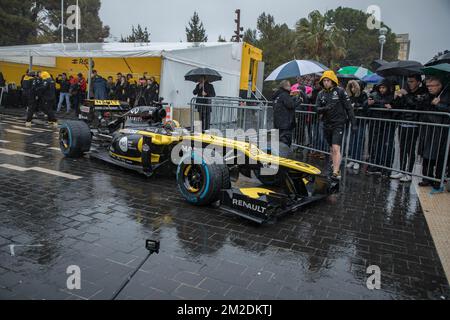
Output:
[{"xmin": 378, "ymin": 27, "xmax": 387, "ymax": 60}]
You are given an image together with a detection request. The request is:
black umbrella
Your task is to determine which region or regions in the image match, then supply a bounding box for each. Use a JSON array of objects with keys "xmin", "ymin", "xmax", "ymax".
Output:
[
  {"xmin": 370, "ymin": 59, "xmax": 389, "ymax": 71},
  {"xmin": 184, "ymin": 67, "xmax": 222, "ymax": 83},
  {"xmin": 376, "ymin": 60, "xmax": 423, "ymax": 77},
  {"xmin": 425, "ymin": 50, "xmax": 450, "ymax": 67}
]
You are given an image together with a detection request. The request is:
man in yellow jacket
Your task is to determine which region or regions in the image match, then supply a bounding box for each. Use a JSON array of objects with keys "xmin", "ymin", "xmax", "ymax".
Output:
[{"xmin": 315, "ymin": 70, "xmax": 356, "ymax": 180}]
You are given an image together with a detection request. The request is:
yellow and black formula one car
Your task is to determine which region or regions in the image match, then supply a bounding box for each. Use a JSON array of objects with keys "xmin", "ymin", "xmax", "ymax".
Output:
[{"xmin": 59, "ymin": 99, "xmax": 338, "ymax": 223}]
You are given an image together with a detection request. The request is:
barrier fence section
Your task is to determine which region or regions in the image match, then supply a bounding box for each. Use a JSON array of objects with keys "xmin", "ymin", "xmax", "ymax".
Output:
[
  {"xmin": 188, "ymin": 98, "xmax": 449, "ymax": 188},
  {"xmin": 189, "ymin": 96, "xmax": 273, "ymax": 133},
  {"xmin": 293, "ymin": 105, "xmax": 450, "ymax": 188},
  {"xmin": 0, "ymin": 87, "xmax": 4, "ymax": 107}
]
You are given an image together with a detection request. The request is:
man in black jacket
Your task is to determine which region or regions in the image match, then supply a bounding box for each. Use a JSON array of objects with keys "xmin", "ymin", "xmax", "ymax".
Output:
[
  {"xmin": 26, "ymin": 71, "xmax": 57, "ymax": 127},
  {"xmin": 273, "ymin": 80, "xmax": 295, "ymax": 147},
  {"xmin": 56, "ymin": 73, "xmax": 71, "ymax": 113},
  {"xmin": 391, "ymin": 74, "xmax": 429, "ymax": 182},
  {"xmin": 193, "ymin": 77, "xmax": 215, "ymax": 132},
  {"xmin": 295, "ymin": 77, "xmax": 310, "ymax": 104},
  {"xmin": 419, "ymin": 76, "xmax": 449, "ymax": 193},
  {"xmin": 21, "ymin": 71, "xmax": 36, "ymax": 112},
  {"xmin": 315, "ymin": 70, "xmax": 356, "ymax": 180},
  {"xmin": 146, "ymin": 77, "xmax": 160, "ymax": 103},
  {"xmin": 366, "ymin": 79, "xmax": 395, "ymax": 176}
]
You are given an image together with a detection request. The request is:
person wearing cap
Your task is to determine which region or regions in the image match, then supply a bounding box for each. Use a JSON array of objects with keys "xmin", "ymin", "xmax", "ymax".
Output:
[
  {"xmin": 21, "ymin": 70, "xmax": 36, "ymax": 114},
  {"xmin": 26, "ymin": 71, "xmax": 57, "ymax": 127},
  {"xmin": 315, "ymin": 70, "xmax": 356, "ymax": 180}
]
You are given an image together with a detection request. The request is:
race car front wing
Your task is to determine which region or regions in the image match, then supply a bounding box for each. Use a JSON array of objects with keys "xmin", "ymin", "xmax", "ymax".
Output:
[{"xmin": 220, "ymin": 175, "xmax": 338, "ymax": 224}]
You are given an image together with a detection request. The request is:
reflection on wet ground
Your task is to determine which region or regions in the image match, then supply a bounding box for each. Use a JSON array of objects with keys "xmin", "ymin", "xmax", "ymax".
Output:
[{"xmin": 0, "ymin": 116, "xmax": 449, "ymax": 300}]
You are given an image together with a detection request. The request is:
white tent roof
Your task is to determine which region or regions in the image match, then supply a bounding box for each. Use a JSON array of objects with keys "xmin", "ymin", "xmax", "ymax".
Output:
[{"xmin": 0, "ymin": 42, "xmax": 234, "ymax": 58}]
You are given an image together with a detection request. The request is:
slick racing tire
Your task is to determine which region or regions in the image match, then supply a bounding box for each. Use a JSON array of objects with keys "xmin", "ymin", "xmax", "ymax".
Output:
[
  {"xmin": 176, "ymin": 150, "xmax": 229, "ymax": 206},
  {"xmin": 255, "ymin": 142, "xmax": 292, "ymax": 186},
  {"xmin": 59, "ymin": 120, "xmax": 92, "ymax": 158}
]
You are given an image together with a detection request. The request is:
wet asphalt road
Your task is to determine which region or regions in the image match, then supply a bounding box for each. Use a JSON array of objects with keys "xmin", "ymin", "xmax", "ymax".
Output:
[{"xmin": 0, "ymin": 112, "xmax": 449, "ymax": 300}]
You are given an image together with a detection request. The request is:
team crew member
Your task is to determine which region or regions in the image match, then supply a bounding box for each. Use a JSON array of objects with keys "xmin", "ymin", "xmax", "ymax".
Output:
[
  {"xmin": 21, "ymin": 71, "xmax": 36, "ymax": 114},
  {"xmin": 315, "ymin": 70, "xmax": 356, "ymax": 180},
  {"xmin": 26, "ymin": 71, "xmax": 57, "ymax": 127}
]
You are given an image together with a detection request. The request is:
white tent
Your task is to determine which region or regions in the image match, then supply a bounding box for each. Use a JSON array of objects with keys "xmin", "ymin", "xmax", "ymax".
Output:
[{"xmin": 0, "ymin": 42, "xmax": 244, "ymax": 108}]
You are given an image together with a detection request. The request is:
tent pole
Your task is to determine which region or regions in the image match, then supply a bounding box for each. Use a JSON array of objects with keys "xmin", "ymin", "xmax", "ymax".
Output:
[
  {"xmin": 61, "ymin": 0, "xmax": 64, "ymax": 43},
  {"xmin": 87, "ymin": 57, "xmax": 92, "ymax": 99},
  {"xmin": 29, "ymin": 55, "xmax": 33, "ymax": 72},
  {"xmin": 76, "ymin": 0, "xmax": 79, "ymax": 43}
]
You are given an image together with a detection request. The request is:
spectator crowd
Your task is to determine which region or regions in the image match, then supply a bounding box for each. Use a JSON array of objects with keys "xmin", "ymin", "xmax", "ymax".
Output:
[
  {"xmin": 273, "ymin": 71, "xmax": 449, "ymax": 193},
  {"xmin": 0, "ymin": 70, "xmax": 160, "ymax": 117},
  {"xmin": 0, "ymin": 66, "xmax": 449, "ymax": 193}
]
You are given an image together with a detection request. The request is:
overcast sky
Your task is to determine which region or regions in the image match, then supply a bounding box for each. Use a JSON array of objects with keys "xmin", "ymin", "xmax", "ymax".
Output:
[{"xmin": 99, "ymin": 0, "xmax": 450, "ymax": 64}]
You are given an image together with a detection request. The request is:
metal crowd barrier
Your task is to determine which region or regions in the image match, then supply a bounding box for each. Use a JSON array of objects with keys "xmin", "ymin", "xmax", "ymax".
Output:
[
  {"xmin": 188, "ymin": 97, "xmax": 450, "ymax": 188},
  {"xmin": 292, "ymin": 105, "xmax": 450, "ymax": 188},
  {"xmin": 0, "ymin": 87, "xmax": 5, "ymax": 107},
  {"xmin": 189, "ymin": 96, "xmax": 273, "ymax": 133}
]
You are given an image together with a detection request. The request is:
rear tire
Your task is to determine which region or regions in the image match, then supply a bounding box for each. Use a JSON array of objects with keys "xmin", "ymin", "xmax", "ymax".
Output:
[
  {"xmin": 59, "ymin": 120, "xmax": 92, "ymax": 158},
  {"xmin": 176, "ymin": 150, "xmax": 225, "ymax": 206}
]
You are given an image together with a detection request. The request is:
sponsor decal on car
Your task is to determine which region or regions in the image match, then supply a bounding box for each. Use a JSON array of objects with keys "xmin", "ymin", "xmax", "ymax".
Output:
[
  {"xmin": 80, "ymin": 106, "xmax": 90, "ymax": 113},
  {"xmin": 232, "ymin": 198, "xmax": 267, "ymax": 214},
  {"xmin": 119, "ymin": 137, "xmax": 128, "ymax": 152}
]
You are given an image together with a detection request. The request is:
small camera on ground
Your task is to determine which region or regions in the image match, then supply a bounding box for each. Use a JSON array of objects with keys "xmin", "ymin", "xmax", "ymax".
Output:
[{"xmin": 145, "ymin": 239, "xmax": 160, "ymax": 254}]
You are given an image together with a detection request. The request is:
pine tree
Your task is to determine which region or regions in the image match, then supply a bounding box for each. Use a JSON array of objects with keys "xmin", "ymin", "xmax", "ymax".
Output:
[
  {"xmin": 217, "ymin": 35, "xmax": 226, "ymax": 42},
  {"xmin": 185, "ymin": 12, "xmax": 207, "ymax": 42},
  {"xmin": 120, "ymin": 24, "xmax": 150, "ymax": 42},
  {"xmin": 242, "ymin": 29, "xmax": 257, "ymax": 46}
]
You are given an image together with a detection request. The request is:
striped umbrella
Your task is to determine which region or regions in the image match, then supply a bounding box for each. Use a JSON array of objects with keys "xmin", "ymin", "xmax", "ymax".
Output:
[
  {"xmin": 338, "ymin": 66, "xmax": 373, "ymax": 80},
  {"xmin": 265, "ymin": 60, "xmax": 329, "ymax": 81}
]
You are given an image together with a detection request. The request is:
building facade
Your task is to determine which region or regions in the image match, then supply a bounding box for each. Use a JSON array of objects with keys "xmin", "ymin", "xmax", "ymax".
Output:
[{"xmin": 396, "ymin": 33, "xmax": 411, "ymax": 61}]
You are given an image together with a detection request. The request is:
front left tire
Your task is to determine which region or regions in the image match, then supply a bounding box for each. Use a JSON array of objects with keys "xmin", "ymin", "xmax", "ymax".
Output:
[{"xmin": 59, "ymin": 120, "xmax": 92, "ymax": 158}]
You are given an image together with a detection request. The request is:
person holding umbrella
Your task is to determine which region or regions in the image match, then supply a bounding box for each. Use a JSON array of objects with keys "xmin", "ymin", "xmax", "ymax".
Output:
[
  {"xmin": 272, "ymin": 80, "xmax": 296, "ymax": 147},
  {"xmin": 315, "ymin": 70, "xmax": 356, "ymax": 180},
  {"xmin": 391, "ymin": 74, "xmax": 429, "ymax": 182},
  {"xmin": 192, "ymin": 77, "xmax": 216, "ymax": 132},
  {"xmin": 186, "ymin": 68, "xmax": 221, "ymax": 132}
]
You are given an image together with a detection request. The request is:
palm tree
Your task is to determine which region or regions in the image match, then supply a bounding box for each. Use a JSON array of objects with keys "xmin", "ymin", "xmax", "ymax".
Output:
[{"xmin": 295, "ymin": 10, "xmax": 346, "ymax": 68}]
